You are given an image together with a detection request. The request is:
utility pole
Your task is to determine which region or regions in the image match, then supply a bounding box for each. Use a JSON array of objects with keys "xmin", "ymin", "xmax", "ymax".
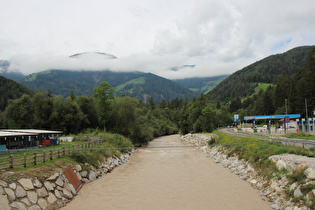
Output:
[
  {"xmin": 285, "ymin": 99, "xmax": 288, "ymax": 134},
  {"xmin": 245, "ymin": 109, "xmax": 247, "ymax": 129},
  {"xmin": 305, "ymin": 98, "xmax": 310, "ymax": 133}
]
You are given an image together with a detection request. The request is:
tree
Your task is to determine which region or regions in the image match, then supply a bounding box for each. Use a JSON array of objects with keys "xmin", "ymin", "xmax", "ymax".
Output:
[
  {"xmin": 201, "ymin": 105, "xmax": 215, "ymax": 132},
  {"xmin": 216, "ymin": 101, "xmax": 221, "ymax": 109},
  {"xmin": 109, "ymin": 97, "xmax": 138, "ymax": 136},
  {"xmin": 179, "ymin": 98, "xmax": 190, "ymax": 134},
  {"xmin": 5, "ymin": 94, "xmax": 33, "ymax": 128},
  {"xmin": 93, "ymin": 81, "xmax": 115, "ymax": 131},
  {"xmin": 159, "ymin": 98, "xmax": 167, "ymax": 109},
  {"xmin": 76, "ymin": 96, "xmax": 98, "ymax": 129},
  {"xmin": 147, "ymin": 96, "xmax": 155, "ymax": 110},
  {"xmin": 261, "ymin": 86, "xmax": 274, "ymax": 115},
  {"xmin": 31, "ymin": 92, "xmax": 53, "ymax": 129},
  {"xmin": 70, "ymin": 90, "xmax": 76, "ymax": 101},
  {"xmin": 61, "ymin": 97, "xmax": 86, "ymax": 134},
  {"xmin": 229, "ymin": 97, "xmax": 242, "ymax": 113}
]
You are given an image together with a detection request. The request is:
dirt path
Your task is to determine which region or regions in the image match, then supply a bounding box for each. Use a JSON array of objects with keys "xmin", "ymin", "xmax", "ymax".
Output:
[{"xmin": 63, "ymin": 135, "xmax": 270, "ymax": 210}]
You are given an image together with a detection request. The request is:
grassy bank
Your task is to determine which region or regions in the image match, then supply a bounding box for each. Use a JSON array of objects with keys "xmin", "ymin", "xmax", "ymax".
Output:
[
  {"xmin": 0, "ymin": 131, "xmax": 134, "ymax": 182},
  {"xmin": 285, "ymin": 132, "xmax": 315, "ymax": 140},
  {"xmin": 213, "ymin": 130, "xmax": 314, "ymax": 178},
  {"xmin": 213, "ymin": 130, "xmax": 315, "ymax": 208}
]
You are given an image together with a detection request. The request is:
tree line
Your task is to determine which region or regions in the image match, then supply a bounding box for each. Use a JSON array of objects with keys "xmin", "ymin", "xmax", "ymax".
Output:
[
  {"xmin": 2, "ymin": 46, "xmax": 313, "ymax": 144},
  {"xmin": 0, "ymin": 81, "xmax": 233, "ymax": 145}
]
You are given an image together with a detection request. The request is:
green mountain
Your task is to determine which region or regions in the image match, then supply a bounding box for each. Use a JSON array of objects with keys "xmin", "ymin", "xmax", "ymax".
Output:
[
  {"xmin": 0, "ymin": 76, "xmax": 34, "ymax": 111},
  {"xmin": 19, "ymin": 70, "xmax": 195, "ymax": 103},
  {"xmin": 173, "ymin": 75, "xmax": 229, "ymax": 95},
  {"xmin": 206, "ymin": 46, "xmax": 313, "ymax": 102}
]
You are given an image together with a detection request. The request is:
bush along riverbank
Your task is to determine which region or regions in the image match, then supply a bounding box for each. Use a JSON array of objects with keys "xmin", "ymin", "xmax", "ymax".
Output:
[{"xmin": 181, "ymin": 132, "xmax": 315, "ymax": 210}]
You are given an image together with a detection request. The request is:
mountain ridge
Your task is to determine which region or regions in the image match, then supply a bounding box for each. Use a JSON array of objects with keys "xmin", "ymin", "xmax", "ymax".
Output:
[
  {"xmin": 206, "ymin": 45, "xmax": 314, "ymax": 102},
  {"xmin": 18, "ymin": 70, "xmax": 196, "ymax": 103}
]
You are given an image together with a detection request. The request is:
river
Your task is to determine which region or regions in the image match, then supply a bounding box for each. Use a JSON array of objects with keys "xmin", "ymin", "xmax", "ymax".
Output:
[{"xmin": 63, "ymin": 134, "xmax": 270, "ymax": 210}]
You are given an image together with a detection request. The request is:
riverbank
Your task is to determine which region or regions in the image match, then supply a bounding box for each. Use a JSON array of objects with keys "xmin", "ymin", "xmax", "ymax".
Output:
[
  {"xmin": 62, "ymin": 134, "xmax": 270, "ymax": 210},
  {"xmin": 181, "ymin": 133, "xmax": 315, "ymax": 210},
  {"xmin": 0, "ymin": 150, "xmax": 134, "ymax": 209}
]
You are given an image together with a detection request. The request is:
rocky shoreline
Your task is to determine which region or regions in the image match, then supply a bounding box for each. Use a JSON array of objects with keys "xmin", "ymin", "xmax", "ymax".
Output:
[
  {"xmin": 181, "ymin": 133, "xmax": 315, "ymax": 210},
  {"xmin": 0, "ymin": 150, "xmax": 135, "ymax": 210},
  {"xmin": 1, "ymin": 133, "xmax": 314, "ymax": 210}
]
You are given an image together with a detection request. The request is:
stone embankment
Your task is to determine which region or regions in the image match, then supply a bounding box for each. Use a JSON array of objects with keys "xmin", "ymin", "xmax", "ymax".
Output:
[
  {"xmin": 181, "ymin": 133, "xmax": 315, "ymax": 210},
  {"xmin": 0, "ymin": 151, "xmax": 134, "ymax": 210}
]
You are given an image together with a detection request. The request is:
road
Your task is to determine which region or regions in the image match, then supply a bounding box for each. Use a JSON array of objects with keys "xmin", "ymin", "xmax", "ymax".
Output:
[
  {"xmin": 220, "ymin": 128, "xmax": 315, "ymax": 147},
  {"xmin": 63, "ymin": 134, "xmax": 270, "ymax": 210}
]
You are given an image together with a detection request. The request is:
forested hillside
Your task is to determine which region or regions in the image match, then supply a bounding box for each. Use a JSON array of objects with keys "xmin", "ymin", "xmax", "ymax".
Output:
[
  {"xmin": 206, "ymin": 46, "xmax": 313, "ymax": 102},
  {"xmin": 227, "ymin": 46, "xmax": 315, "ymax": 119},
  {"xmin": 173, "ymin": 75, "xmax": 228, "ymax": 94},
  {"xmin": 0, "ymin": 76, "xmax": 33, "ymax": 111},
  {"xmin": 19, "ymin": 70, "xmax": 195, "ymax": 103}
]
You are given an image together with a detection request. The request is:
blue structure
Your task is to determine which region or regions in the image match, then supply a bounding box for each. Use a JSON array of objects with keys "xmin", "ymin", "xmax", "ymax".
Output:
[{"xmin": 244, "ymin": 114, "xmax": 301, "ymax": 120}]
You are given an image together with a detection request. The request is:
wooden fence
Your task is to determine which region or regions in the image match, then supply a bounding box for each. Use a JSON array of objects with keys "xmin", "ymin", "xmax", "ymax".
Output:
[{"xmin": 0, "ymin": 142, "xmax": 102, "ymax": 170}]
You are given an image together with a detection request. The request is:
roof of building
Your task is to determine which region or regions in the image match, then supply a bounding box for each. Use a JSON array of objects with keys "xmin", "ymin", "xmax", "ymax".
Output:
[
  {"xmin": 0, "ymin": 129, "xmax": 62, "ymax": 137},
  {"xmin": 0, "ymin": 131, "xmax": 36, "ymax": 137}
]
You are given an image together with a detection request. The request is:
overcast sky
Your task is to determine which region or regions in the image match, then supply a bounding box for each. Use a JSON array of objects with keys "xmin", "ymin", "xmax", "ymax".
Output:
[{"xmin": 0, "ymin": 0, "xmax": 314, "ymax": 79}]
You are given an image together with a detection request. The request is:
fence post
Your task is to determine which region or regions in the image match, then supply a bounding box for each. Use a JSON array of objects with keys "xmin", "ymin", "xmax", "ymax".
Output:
[
  {"xmin": 24, "ymin": 153, "xmax": 26, "ymax": 168},
  {"xmin": 43, "ymin": 151, "xmax": 45, "ymax": 163},
  {"xmin": 50, "ymin": 150, "xmax": 53, "ymax": 160},
  {"xmin": 10, "ymin": 155, "xmax": 13, "ymax": 168},
  {"xmin": 34, "ymin": 152, "xmax": 37, "ymax": 165}
]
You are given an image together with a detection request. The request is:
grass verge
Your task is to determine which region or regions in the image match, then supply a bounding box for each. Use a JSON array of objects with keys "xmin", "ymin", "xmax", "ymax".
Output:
[
  {"xmin": 213, "ymin": 130, "xmax": 315, "ymax": 208},
  {"xmin": 213, "ymin": 130, "xmax": 314, "ymax": 178}
]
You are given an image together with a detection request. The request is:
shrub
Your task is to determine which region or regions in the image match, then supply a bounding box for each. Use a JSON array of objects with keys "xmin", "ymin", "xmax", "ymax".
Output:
[{"xmin": 288, "ymin": 170, "xmax": 307, "ymax": 183}]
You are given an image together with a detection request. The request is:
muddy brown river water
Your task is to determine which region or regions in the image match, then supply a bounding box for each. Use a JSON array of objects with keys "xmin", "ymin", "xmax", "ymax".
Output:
[{"xmin": 63, "ymin": 134, "xmax": 270, "ymax": 210}]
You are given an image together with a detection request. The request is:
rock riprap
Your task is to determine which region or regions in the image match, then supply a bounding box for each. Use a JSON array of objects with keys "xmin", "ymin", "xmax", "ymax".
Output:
[
  {"xmin": 181, "ymin": 133, "xmax": 315, "ymax": 210},
  {"xmin": 0, "ymin": 150, "xmax": 134, "ymax": 209}
]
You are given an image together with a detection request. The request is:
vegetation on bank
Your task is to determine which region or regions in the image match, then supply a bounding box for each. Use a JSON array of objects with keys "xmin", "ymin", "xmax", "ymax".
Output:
[
  {"xmin": 0, "ymin": 132, "xmax": 133, "ymax": 181},
  {"xmin": 212, "ymin": 130, "xmax": 315, "ymax": 208},
  {"xmin": 285, "ymin": 132, "xmax": 315, "ymax": 140},
  {"xmin": 69, "ymin": 130, "xmax": 133, "ymax": 166}
]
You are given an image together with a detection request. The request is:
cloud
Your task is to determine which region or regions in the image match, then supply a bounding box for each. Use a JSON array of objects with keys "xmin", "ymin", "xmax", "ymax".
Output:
[
  {"xmin": 7, "ymin": 52, "xmax": 192, "ymax": 78},
  {"xmin": 1, "ymin": 0, "xmax": 315, "ymax": 79}
]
